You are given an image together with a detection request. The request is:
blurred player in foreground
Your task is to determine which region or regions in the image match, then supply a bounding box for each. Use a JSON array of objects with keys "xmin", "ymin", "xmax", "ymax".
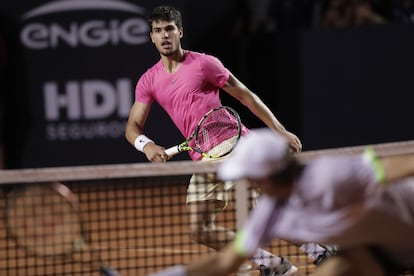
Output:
[{"xmin": 148, "ymin": 128, "xmax": 414, "ymax": 276}]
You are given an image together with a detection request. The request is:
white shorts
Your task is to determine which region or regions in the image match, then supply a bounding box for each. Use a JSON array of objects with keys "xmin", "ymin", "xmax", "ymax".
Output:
[{"xmin": 186, "ymin": 137, "xmax": 238, "ymax": 204}]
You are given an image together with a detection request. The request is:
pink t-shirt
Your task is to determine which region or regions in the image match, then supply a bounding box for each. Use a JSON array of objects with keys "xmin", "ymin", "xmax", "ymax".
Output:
[{"xmin": 135, "ymin": 50, "xmax": 248, "ymax": 160}]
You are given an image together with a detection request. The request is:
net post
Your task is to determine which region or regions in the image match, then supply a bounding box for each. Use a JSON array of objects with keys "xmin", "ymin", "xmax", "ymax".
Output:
[{"xmin": 234, "ymin": 179, "xmax": 249, "ymax": 229}]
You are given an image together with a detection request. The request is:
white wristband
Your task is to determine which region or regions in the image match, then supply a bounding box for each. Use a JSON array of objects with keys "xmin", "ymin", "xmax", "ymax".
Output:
[{"xmin": 134, "ymin": 134, "xmax": 154, "ymax": 153}]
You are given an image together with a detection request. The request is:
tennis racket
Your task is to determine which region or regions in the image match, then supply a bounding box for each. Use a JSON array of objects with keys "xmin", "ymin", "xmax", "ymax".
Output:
[
  {"xmin": 5, "ymin": 182, "xmax": 121, "ymax": 276},
  {"xmin": 165, "ymin": 106, "xmax": 242, "ymax": 159}
]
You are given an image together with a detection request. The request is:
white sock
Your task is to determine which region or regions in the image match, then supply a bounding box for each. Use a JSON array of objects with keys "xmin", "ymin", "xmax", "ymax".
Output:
[
  {"xmin": 299, "ymin": 242, "xmax": 327, "ymax": 260},
  {"xmin": 251, "ymin": 248, "xmax": 283, "ymax": 268}
]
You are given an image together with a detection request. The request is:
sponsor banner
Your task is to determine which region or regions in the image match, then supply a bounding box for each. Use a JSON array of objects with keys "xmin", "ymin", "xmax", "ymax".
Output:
[{"xmin": 1, "ymin": 0, "xmax": 186, "ymax": 168}]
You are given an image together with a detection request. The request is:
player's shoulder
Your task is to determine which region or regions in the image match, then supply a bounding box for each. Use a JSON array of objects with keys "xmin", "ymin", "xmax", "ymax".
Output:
[
  {"xmin": 146, "ymin": 59, "xmax": 163, "ymax": 73},
  {"xmin": 138, "ymin": 60, "xmax": 163, "ymax": 80},
  {"xmin": 186, "ymin": 50, "xmax": 226, "ymax": 73},
  {"xmin": 303, "ymin": 154, "xmax": 366, "ymax": 186},
  {"xmin": 186, "ymin": 50, "xmax": 219, "ymax": 61}
]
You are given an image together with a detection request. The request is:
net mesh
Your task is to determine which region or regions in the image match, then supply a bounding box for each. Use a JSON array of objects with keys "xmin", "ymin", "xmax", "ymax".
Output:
[{"xmin": 0, "ymin": 140, "xmax": 414, "ymax": 276}]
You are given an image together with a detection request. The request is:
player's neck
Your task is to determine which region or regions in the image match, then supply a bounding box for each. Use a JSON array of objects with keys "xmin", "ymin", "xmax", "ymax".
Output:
[{"xmin": 161, "ymin": 48, "xmax": 186, "ymax": 73}]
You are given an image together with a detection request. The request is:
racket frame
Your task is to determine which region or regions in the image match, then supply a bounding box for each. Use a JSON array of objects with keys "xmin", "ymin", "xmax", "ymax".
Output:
[
  {"xmin": 4, "ymin": 182, "xmax": 85, "ymax": 258},
  {"xmin": 165, "ymin": 106, "xmax": 242, "ymax": 159},
  {"xmin": 4, "ymin": 182, "xmax": 120, "ymax": 275}
]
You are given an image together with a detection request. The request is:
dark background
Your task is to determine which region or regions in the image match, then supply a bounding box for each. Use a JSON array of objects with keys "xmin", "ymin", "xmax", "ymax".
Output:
[{"xmin": 1, "ymin": 0, "xmax": 413, "ymax": 168}]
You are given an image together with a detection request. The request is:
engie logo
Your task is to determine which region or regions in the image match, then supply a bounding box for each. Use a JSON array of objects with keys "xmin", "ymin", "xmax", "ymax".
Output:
[{"xmin": 20, "ymin": 0, "xmax": 149, "ymax": 49}]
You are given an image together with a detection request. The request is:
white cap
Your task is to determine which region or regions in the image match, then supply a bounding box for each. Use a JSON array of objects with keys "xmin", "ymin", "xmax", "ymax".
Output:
[{"xmin": 218, "ymin": 128, "xmax": 289, "ymax": 181}]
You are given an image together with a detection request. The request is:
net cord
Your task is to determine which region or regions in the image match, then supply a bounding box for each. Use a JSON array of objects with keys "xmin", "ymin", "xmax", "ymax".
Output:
[{"xmin": 1, "ymin": 140, "xmax": 413, "ymax": 185}]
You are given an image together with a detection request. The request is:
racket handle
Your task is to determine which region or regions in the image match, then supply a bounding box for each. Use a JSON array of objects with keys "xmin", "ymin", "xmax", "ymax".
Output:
[{"xmin": 165, "ymin": 145, "xmax": 180, "ymax": 157}]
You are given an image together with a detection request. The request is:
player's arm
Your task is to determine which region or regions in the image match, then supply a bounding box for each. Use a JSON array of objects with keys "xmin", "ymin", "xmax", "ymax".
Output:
[
  {"xmin": 221, "ymin": 72, "xmax": 302, "ymax": 152},
  {"xmin": 125, "ymin": 101, "xmax": 169, "ymax": 163},
  {"xmin": 186, "ymin": 241, "xmax": 248, "ymax": 276},
  {"xmin": 147, "ymin": 241, "xmax": 248, "ymax": 276}
]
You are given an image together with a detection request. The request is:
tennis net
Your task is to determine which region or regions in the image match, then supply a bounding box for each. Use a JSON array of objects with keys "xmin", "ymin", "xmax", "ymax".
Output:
[{"xmin": 0, "ymin": 140, "xmax": 414, "ymax": 276}]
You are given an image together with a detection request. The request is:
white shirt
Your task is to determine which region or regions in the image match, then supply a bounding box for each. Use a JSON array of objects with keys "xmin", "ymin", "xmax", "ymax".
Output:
[{"xmin": 239, "ymin": 154, "xmax": 414, "ymax": 267}]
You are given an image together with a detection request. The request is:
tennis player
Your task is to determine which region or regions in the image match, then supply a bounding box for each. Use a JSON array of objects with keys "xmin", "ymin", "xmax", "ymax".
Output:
[
  {"xmin": 124, "ymin": 5, "xmax": 316, "ymax": 275},
  {"xmin": 148, "ymin": 128, "xmax": 414, "ymax": 276}
]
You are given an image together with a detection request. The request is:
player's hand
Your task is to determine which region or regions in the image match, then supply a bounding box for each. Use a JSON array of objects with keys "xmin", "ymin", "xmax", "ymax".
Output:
[
  {"xmin": 143, "ymin": 143, "xmax": 170, "ymax": 163},
  {"xmin": 283, "ymin": 131, "xmax": 302, "ymax": 153}
]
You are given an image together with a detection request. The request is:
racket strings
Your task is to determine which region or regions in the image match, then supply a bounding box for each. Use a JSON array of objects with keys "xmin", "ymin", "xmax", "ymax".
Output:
[
  {"xmin": 5, "ymin": 183, "xmax": 121, "ymax": 276},
  {"xmin": 205, "ymin": 136, "xmax": 240, "ymax": 158},
  {"xmin": 6, "ymin": 185, "xmax": 84, "ymax": 257},
  {"xmin": 196, "ymin": 108, "xmax": 241, "ymax": 155}
]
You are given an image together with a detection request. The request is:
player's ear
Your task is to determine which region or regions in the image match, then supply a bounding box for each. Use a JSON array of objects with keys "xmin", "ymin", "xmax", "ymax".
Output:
[{"xmin": 179, "ymin": 27, "xmax": 183, "ymax": 38}]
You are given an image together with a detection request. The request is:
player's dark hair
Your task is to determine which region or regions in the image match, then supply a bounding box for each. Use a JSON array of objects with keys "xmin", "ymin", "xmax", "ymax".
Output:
[
  {"xmin": 268, "ymin": 158, "xmax": 303, "ymax": 186},
  {"xmin": 148, "ymin": 6, "xmax": 183, "ymax": 29}
]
